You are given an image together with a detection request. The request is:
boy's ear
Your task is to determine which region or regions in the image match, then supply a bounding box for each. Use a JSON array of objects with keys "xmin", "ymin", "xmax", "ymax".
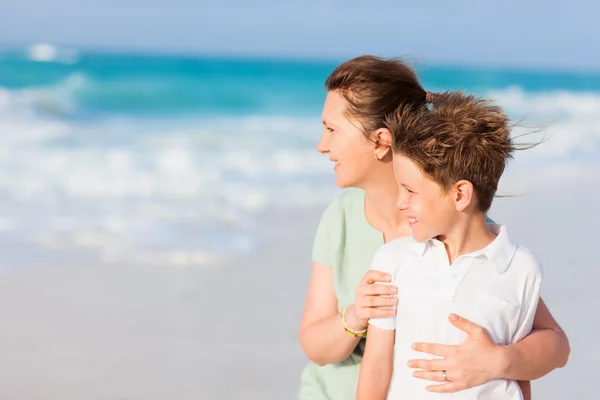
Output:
[
  {"xmin": 373, "ymin": 128, "xmax": 392, "ymax": 160},
  {"xmin": 453, "ymin": 180, "xmax": 475, "ymax": 212}
]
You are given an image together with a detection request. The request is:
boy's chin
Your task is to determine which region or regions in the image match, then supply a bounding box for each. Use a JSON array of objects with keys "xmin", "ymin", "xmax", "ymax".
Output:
[{"xmin": 411, "ymin": 230, "xmax": 432, "ymax": 243}]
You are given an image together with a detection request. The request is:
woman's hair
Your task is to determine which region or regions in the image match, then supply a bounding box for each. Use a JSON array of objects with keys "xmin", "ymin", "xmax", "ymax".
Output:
[
  {"xmin": 325, "ymin": 55, "xmax": 428, "ymax": 139},
  {"xmin": 386, "ymin": 91, "xmax": 514, "ymax": 212}
]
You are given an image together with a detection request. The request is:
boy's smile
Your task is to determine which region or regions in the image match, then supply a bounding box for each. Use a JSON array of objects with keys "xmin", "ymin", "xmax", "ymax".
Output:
[{"xmin": 392, "ymin": 154, "xmax": 457, "ymax": 243}]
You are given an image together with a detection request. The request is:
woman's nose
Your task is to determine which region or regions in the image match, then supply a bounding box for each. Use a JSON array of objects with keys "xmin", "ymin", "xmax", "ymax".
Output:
[{"xmin": 316, "ymin": 133, "xmax": 329, "ymax": 154}]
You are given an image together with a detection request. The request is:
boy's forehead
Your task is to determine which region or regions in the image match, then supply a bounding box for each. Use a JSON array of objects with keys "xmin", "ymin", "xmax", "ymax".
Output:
[{"xmin": 394, "ymin": 154, "xmax": 420, "ymax": 176}]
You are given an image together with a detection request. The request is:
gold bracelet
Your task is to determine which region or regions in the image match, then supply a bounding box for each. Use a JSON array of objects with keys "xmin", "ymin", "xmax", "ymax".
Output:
[{"xmin": 341, "ymin": 305, "xmax": 367, "ymax": 338}]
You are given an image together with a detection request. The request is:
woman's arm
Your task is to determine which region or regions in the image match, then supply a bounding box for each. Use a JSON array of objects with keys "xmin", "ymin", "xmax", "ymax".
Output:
[
  {"xmin": 299, "ymin": 263, "xmax": 398, "ymax": 366},
  {"xmin": 408, "ymin": 298, "xmax": 569, "ymax": 392},
  {"xmin": 500, "ymin": 297, "xmax": 569, "ymax": 379},
  {"xmin": 299, "ymin": 262, "xmax": 359, "ymax": 366}
]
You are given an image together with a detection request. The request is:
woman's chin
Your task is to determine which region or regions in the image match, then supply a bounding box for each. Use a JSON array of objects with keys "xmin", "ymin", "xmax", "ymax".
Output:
[{"xmin": 335, "ymin": 176, "xmax": 352, "ymax": 189}]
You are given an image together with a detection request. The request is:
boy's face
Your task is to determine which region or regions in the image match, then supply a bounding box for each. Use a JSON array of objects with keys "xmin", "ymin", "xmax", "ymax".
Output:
[{"xmin": 393, "ymin": 154, "xmax": 458, "ymax": 242}]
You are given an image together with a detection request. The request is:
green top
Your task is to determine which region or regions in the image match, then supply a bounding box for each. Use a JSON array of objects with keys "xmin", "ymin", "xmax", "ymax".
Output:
[
  {"xmin": 299, "ymin": 188, "xmax": 384, "ymax": 400},
  {"xmin": 299, "ymin": 188, "xmax": 495, "ymax": 399}
]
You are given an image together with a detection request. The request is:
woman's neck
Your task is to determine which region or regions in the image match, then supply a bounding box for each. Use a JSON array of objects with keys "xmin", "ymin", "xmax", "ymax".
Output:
[{"xmin": 361, "ymin": 166, "xmax": 410, "ymax": 239}]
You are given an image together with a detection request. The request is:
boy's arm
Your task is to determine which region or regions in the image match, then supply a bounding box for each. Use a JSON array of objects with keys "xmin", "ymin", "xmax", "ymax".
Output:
[{"xmin": 357, "ymin": 325, "xmax": 395, "ymax": 400}]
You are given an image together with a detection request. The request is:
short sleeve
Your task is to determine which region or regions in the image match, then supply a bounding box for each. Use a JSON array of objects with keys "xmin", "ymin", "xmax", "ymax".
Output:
[
  {"xmin": 367, "ymin": 245, "xmax": 398, "ymax": 331},
  {"xmin": 511, "ymin": 281, "xmax": 542, "ymax": 343},
  {"xmin": 511, "ymin": 252, "xmax": 544, "ymax": 343},
  {"xmin": 311, "ymin": 197, "xmax": 342, "ymax": 267}
]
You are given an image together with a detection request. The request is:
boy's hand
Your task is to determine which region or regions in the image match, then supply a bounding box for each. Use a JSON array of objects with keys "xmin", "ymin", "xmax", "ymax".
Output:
[{"xmin": 407, "ymin": 313, "xmax": 503, "ymax": 392}]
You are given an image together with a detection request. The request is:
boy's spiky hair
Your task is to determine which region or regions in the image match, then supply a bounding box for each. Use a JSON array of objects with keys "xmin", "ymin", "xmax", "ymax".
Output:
[{"xmin": 386, "ymin": 91, "xmax": 514, "ymax": 212}]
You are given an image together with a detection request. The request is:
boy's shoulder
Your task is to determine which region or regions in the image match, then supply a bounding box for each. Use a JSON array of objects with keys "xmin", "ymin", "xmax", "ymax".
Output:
[
  {"xmin": 371, "ymin": 236, "xmax": 422, "ymax": 274},
  {"xmin": 510, "ymin": 244, "xmax": 544, "ymax": 280},
  {"xmin": 487, "ymin": 224, "xmax": 543, "ymax": 281},
  {"xmin": 380, "ymin": 236, "xmax": 421, "ymax": 256}
]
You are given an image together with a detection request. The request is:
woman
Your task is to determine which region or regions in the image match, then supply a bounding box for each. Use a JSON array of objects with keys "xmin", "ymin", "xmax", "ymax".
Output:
[{"xmin": 298, "ymin": 56, "xmax": 570, "ymax": 399}]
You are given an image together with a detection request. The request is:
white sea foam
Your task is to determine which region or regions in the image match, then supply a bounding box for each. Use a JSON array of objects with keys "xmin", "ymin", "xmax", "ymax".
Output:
[
  {"xmin": 0, "ymin": 85, "xmax": 598, "ymax": 265},
  {"xmin": 489, "ymin": 86, "xmax": 600, "ymax": 161},
  {"xmin": 26, "ymin": 43, "xmax": 80, "ymax": 64}
]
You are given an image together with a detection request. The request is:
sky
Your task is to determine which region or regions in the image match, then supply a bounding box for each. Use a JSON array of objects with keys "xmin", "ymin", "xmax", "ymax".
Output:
[{"xmin": 0, "ymin": 0, "xmax": 598, "ymax": 70}]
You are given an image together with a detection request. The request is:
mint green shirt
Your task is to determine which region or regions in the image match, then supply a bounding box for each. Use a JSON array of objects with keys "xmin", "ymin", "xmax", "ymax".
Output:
[
  {"xmin": 299, "ymin": 188, "xmax": 495, "ymax": 399},
  {"xmin": 299, "ymin": 188, "xmax": 384, "ymax": 400}
]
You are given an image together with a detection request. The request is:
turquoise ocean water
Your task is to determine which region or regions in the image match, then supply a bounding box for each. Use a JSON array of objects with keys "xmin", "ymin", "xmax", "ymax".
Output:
[{"xmin": 1, "ymin": 45, "xmax": 599, "ymax": 266}]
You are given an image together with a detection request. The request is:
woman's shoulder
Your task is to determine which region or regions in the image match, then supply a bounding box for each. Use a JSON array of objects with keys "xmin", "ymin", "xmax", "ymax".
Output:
[
  {"xmin": 314, "ymin": 188, "xmax": 365, "ymax": 244},
  {"xmin": 321, "ymin": 188, "xmax": 365, "ymax": 218},
  {"xmin": 312, "ymin": 189, "xmax": 367, "ymax": 265}
]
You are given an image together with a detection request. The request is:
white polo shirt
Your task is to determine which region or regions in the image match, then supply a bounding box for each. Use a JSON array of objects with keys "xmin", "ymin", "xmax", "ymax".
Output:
[{"xmin": 368, "ymin": 225, "xmax": 543, "ymax": 400}]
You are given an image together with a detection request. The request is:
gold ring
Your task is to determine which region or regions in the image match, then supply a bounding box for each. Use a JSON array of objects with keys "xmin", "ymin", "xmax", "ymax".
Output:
[{"xmin": 442, "ymin": 370, "xmax": 449, "ymax": 382}]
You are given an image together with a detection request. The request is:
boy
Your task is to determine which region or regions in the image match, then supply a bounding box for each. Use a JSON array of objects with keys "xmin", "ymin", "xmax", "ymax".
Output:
[{"xmin": 357, "ymin": 92, "xmax": 542, "ymax": 399}]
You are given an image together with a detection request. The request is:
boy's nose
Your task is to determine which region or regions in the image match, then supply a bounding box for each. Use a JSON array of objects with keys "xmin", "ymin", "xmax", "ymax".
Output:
[
  {"xmin": 396, "ymin": 200, "xmax": 408, "ymax": 211},
  {"xmin": 396, "ymin": 192, "xmax": 409, "ymax": 211}
]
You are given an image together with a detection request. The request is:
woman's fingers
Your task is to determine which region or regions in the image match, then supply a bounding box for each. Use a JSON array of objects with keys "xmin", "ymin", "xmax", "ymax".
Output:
[
  {"xmin": 365, "ymin": 294, "xmax": 398, "ymax": 308},
  {"xmin": 412, "ymin": 370, "xmax": 447, "ymax": 382},
  {"xmin": 355, "ymin": 270, "xmax": 398, "ymax": 320},
  {"xmin": 426, "ymin": 382, "xmax": 464, "ymax": 393},
  {"xmin": 365, "ymin": 283, "xmax": 398, "ymax": 296},
  {"xmin": 360, "ymin": 270, "xmax": 391, "ymax": 285},
  {"xmin": 355, "ymin": 291, "xmax": 397, "ymax": 310},
  {"xmin": 355, "ymin": 297, "xmax": 398, "ymax": 319},
  {"xmin": 407, "ymin": 358, "xmax": 446, "ymax": 371},
  {"xmin": 364, "ymin": 307, "xmax": 396, "ymax": 318},
  {"xmin": 412, "ymin": 369, "xmax": 466, "ymax": 392},
  {"xmin": 411, "ymin": 342, "xmax": 457, "ymax": 357},
  {"xmin": 447, "ymin": 313, "xmax": 486, "ymax": 337}
]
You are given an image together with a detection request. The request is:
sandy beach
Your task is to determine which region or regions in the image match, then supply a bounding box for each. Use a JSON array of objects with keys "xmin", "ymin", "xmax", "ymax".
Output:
[{"xmin": 0, "ymin": 172, "xmax": 597, "ymax": 399}]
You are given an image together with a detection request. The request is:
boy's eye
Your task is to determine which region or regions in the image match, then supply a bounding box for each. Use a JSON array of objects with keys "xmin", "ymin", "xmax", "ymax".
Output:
[{"xmin": 327, "ymin": 127, "xmax": 334, "ymax": 133}]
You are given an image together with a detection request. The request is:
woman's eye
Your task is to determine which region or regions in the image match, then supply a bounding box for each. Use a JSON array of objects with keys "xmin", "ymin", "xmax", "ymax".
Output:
[{"xmin": 327, "ymin": 127, "xmax": 334, "ymax": 133}]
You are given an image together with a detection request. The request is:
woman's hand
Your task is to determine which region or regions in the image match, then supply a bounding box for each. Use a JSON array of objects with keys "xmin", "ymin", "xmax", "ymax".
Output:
[
  {"xmin": 408, "ymin": 313, "xmax": 506, "ymax": 393},
  {"xmin": 345, "ymin": 270, "xmax": 398, "ymax": 331}
]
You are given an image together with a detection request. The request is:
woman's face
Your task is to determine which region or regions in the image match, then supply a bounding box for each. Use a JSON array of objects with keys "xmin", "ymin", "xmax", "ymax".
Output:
[{"xmin": 317, "ymin": 91, "xmax": 377, "ymax": 188}]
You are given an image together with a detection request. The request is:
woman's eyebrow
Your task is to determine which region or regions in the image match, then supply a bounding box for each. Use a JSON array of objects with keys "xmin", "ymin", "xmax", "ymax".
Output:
[{"xmin": 322, "ymin": 119, "xmax": 340, "ymax": 128}]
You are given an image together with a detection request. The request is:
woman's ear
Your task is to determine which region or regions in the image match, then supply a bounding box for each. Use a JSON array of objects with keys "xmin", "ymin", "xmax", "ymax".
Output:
[
  {"xmin": 453, "ymin": 180, "xmax": 475, "ymax": 212},
  {"xmin": 373, "ymin": 128, "xmax": 392, "ymax": 160}
]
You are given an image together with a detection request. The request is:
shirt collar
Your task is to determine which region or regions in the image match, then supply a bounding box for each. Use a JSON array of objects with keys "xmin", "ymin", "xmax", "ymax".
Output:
[
  {"xmin": 416, "ymin": 224, "xmax": 517, "ymax": 274},
  {"xmin": 480, "ymin": 224, "xmax": 518, "ymax": 274}
]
